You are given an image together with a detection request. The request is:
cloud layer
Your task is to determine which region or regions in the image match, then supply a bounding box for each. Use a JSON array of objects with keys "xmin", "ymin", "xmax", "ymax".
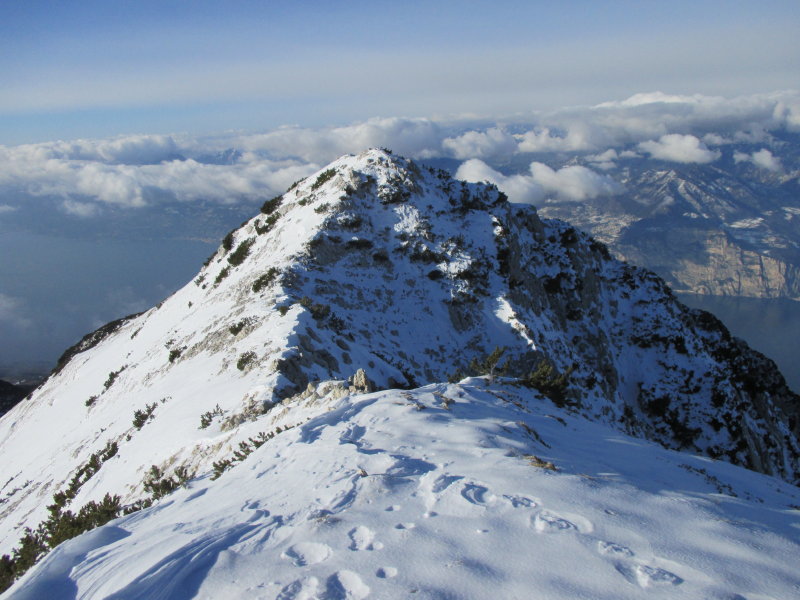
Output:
[
  {"xmin": 456, "ymin": 160, "xmax": 624, "ymax": 204},
  {"xmin": 0, "ymin": 91, "xmax": 797, "ymax": 214}
]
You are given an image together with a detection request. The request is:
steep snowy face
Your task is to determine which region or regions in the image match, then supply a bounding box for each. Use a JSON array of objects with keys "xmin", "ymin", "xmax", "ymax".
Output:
[{"xmin": 0, "ymin": 149, "xmax": 797, "ymax": 558}]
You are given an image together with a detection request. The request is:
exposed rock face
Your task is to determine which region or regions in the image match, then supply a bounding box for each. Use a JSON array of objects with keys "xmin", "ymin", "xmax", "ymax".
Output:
[
  {"xmin": 0, "ymin": 380, "xmax": 35, "ymax": 417},
  {"xmin": 537, "ymin": 147, "xmax": 800, "ymax": 300},
  {"xmin": 0, "ymin": 149, "xmax": 797, "ymax": 558}
]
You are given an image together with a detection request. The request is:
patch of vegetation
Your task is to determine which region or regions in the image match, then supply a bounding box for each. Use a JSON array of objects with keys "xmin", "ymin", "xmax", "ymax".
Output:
[
  {"xmin": 237, "ymin": 351, "xmax": 257, "ymax": 371},
  {"xmin": 132, "ymin": 403, "xmax": 157, "ymax": 429},
  {"xmin": 469, "ymin": 346, "xmax": 509, "ymax": 379},
  {"xmin": 278, "ymin": 305, "xmax": 290, "ymax": 316},
  {"xmin": 522, "ymin": 360, "xmax": 573, "ymax": 407},
  {"xmin": 260, "ymin": 195, "xmax": 282, "ymax": 215},
  {"xmin": 168, "ymin": 348, "xmax": 182, "ymax": 363},
  {"xmin": 255, "ymin": 213, "xmax": 279, "ymax": 235},
  {"xmin": 227, "ymin": 238, "xmax": 255, "ymax": 267},
  {"xmin": 311, "ymin": 168, "xmax": 336, "ymax": 191},
  {"xmin": 252, "ymin": 267, "xmax": 280, "ymax": 293},
  {"xmin": 0, "ymin": 493, "xmax": 125, "ymax": 593},
  {"xmin": 143, "ymin": 465, "xmax": 190, "ymax": 500},
  {"xmin": 84, "ymin": 395, "xmax": 98, "ymax": 408},
  {"xmin": 314, "ymin": 202, "xmax": 330, "ymax": 214},
  {"xmin": 103, "ymin": 366, "xmax": 127, "ymax": 391},
  {"xmin": 299, "ymin": 296, "xmax": 331, "ymax": 321},
  {"xmin": 222, "ymin": 230, "xmax": 235, "ymax": 252},
  {"xmin": 214, "ymin": 266, "xmax": 230, "ymax": 285},
  {"xmin": 199, "ymin": 404, "xmax": 223, "ymax": 429},
  {"xmin": 523, "ymin": 454, "xmax": 557, "ymax": 471},
  {"xmin": 211, "ymin": 428, "xmax": 289, "ymax": 480}
]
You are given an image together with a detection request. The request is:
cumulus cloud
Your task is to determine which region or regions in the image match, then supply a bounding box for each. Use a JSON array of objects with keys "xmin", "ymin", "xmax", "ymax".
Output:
[
  {"xmin": 734, "ymin": 148, "xmax": 783, "ymax": 172},
  {"xmin": 235, "ymin": 117, "xmax": 444, "ymax": 164},
  {"xmin": 638, "ymin": 134, "xmax": 721, "ymax": 164},
  {"xmin": 442, "ymin": 128, "xmax": 517, "ymax": 160},
  {"xmin": 0, "ymin": 91, "xmax": 797, "ymax": 216},
  {"xmin": 0, "ymin": 140, "xmax": 315, "ymax": 211},
  {"xmin": 456, "ymin": 159, "xmax": 623, "ymax": 204},
  {"xmin": 0, "ymin": 204, "xmax": 15, "ymax": 214},
  {"xmin": 586, "ymin": 149, "xmax": 618, "ymax": 170}
]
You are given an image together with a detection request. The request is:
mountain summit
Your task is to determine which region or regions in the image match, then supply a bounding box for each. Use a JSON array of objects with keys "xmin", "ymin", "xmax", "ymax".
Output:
[{"xmin": 1, "ymin": 149, "xmax": 798, "ymax": 598}]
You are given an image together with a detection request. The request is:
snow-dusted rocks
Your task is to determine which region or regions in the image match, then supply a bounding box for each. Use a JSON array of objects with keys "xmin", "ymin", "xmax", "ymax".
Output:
[{"xmin": 0, "ymin": 148, "xmax": 798, "ymax": 597}]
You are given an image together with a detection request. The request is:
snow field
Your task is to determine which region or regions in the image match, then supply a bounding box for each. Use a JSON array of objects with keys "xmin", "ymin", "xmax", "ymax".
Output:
[{"xmin": 6, "ymin": 381, "xmax": 799, "ymax": 599}]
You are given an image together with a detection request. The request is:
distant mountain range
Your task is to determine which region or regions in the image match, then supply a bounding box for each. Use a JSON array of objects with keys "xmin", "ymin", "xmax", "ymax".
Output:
[{"xmin": 534, "ymin": 132, "xmax": 800, "ymax": 300}]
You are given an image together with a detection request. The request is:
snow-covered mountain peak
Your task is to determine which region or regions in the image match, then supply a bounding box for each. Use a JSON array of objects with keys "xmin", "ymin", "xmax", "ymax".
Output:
[{"xmin": 0, "ymin": 149, "xmax": 799, "ymax": 597}]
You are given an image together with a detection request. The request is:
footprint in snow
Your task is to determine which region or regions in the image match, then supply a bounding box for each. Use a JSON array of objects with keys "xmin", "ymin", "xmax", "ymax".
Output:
[
  {"xmin": 597, "ymin": 541, "xmax": 634, "ymax": 557},
  {"xmin": 282, "ymin": 542, "xmax": 332, "ymax": 566},
  {"xmin": 531, "ymin": 512, "xmax": 577, "ymax": 533},
  {"xmin": 431, "ymin": 474, "xmax": 463, "ymax": 494},
  {"xmin": 460, "ymin": 483, "xmax": 494, "ymax": 505},
  {"xmin": 324, "ymin": 570, "xmax": 370, "ymax": 600},
  {"xmin": 376, "ymin": 566, "xmax": 398, "ymax": 579},
  {"xmin": 276, "ymin": 576, "xmax": 320, "ymax": 600},
  {"xmin": 348, "ymin": 525, "xmax": 380, "ymax": 551},
  {"xmin": 615, "ymin": 563, "xmax": 683, "ymax": 588},
  {"xmin": 502, "ymin": 494, "xmax": 537, "ymax": 508}
]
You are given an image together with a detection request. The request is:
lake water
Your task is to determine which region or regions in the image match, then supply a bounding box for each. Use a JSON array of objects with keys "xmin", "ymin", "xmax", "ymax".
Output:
[{"xmin": 677, "ymin": 294, "xmax": 800, "ymax": 393}]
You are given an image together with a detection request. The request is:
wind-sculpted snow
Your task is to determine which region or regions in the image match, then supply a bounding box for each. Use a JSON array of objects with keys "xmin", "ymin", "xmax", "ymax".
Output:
[
  {"xmin": 0, "ymin": 149, "xmax": 798, "ymax": 594},
  {"xmin": 4, "ymin": 383, "xmax": 800, "ymax": 599}
]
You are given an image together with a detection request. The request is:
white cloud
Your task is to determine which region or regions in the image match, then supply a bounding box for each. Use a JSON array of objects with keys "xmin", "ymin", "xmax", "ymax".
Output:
[
  {"xmin": 456, "ymin": 159, "xmax": 545, "ymax": 204},
  {"xmin": 235, "ymin": 117, "xmax": 443, "ymax": 164},
  {"xmin": 442, "ymin": 128, "xmax": 517, "ymax": 160},
  {"xmin": 0, "ymin": 204, "xmax": 15, "ymax": 214},
  {"xmin": 456, "ymin": 159, "xmax": 623, "ymax": 204},
  {"xmin": 0, "ymin": 91, "xmax": 797, "ymax": 215},
  {"xmin": 0, "ymin": 294, "xmax": 31, "ymax": 329},
  {"xmin": 638, "ymin": 134, "xmax": 721, "ymax": 164},
  {"xmin": 586, "ymin": 149, "xmax": 618, "ymax": 170},
  {"xmin": 734, "ymin": 148, "xmax": 783, "ymax": 172}
]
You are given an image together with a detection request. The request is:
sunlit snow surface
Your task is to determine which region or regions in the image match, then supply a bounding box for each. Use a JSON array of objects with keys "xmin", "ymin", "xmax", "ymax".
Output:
[{"xmin": 6, "ymin": 381, "xmax": 799, "ymax": 600}]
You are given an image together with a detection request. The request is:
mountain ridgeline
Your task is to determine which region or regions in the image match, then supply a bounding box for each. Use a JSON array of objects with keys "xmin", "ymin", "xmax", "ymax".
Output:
[{"xmin": 0, "ymin": 149, "xmax": 798, "ymax": 561}]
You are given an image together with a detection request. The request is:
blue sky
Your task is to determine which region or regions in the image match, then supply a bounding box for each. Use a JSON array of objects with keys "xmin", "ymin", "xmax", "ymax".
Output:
[{"xmin": 1, "ymin": 0, "xmax": 797, "ymax": 145}]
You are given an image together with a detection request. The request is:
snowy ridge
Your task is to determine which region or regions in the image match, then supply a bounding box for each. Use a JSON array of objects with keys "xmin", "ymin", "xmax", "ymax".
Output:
[
  {"xmin": 5, "ymin": 381, "xmax": 800, "ymax": 599},
  {"xmin": 0, "ymin": 149, "xmax": 798, "ymax": 597}
]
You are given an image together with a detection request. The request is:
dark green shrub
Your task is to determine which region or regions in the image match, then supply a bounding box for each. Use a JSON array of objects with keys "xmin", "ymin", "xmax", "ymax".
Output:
[
  {"xmin": 314, "ymin": 202, "xmax": 330, "ymax": 214},
  {"xmin": 168, "ymin": 348, "xmax": 182, "ymax": 363},
  {"xmin": 132, "ymin": 403, "xmax": 156, "ymax": 429},
  {"xmin": 260, "ymin": 195, "xmax": 282, "ymax": 215},
  {"xmin": 311, "ymin": 168, "xmax": 336, "ymax": 190},
  {"xmin": 227, "ymin": 238, "xmax": 254, "ymax": 267},
  {"xmin": 199, "ymin": 404, "xmax": 223, "ymax": 429},
  {"xmin": 255, "ymin": 213, "xmax": 279, "ymax": 235},
  {"xmin": 523, "ymin": 360, "xmax": 573, "ymax": 406},
  {"xmin": 237, "ymin": 351, "xmax": 257, "ymax": 371},
  {"xmin": 103, "ymin": 366, "xmax": 126, "ymax": 390},
  {"xmin": 252, "ymin": 267, "xmax": 280, "ymax": 293},
  {"xmin": 143, "ymin": 465, "xmax": 190, "ymax": 500},
  {"xmin": 0, "ymin": 493, "xmax": 124, "ymax": 593},
  {"xmin": 222, "ymin": 230, "xmax": 235, "ymax": 252},
  {"xmin": 85, "ymin": 395, "xmax": 97, "ymax": 408},
  {"xmin": 469, "ymin": 347, "xmax": 508, "ymax": 378},
  {"xmin": 214, "ymin": 266, "xmax": 230, "ymax": 285},
  {"xmin": 211, "ymin": 458, "xmax": 234, "ymax": 480}
]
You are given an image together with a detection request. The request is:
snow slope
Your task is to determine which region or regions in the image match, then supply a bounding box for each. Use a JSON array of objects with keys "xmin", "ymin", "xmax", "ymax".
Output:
[
  {"xmin": 0, "ymin": 149, "xmax": 798, "ymax": 597},
  {"xmin": 5, "ymin": 380, "xmax": 800, "ymax": 599}
]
